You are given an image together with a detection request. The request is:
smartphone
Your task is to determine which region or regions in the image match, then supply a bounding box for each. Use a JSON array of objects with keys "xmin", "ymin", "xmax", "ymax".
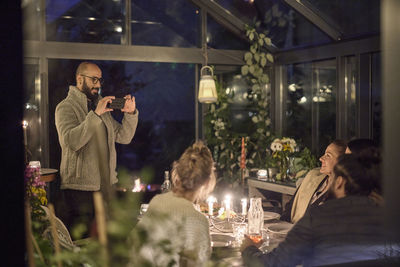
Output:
[{"xmin": 107, "ymin": 97, "xmax": 126, "ymax": 109}]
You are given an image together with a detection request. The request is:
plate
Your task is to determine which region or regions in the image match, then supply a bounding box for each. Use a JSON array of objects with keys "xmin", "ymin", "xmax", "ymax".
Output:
[
  {"xmin": 267, "ymin": 222, "xmax": 293, "ymax": 234},
  {"xmin": 210, "ymin": 234, "xmax": 234, "ymax": 247},
  {"xmin": 264, "ymin": 211, "xmax": 280, "ymax": 221}
]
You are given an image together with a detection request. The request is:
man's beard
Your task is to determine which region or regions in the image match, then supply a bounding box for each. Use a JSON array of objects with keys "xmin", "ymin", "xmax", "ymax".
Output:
[{"xmin": 82, "ymin": 79, "xmax": 99, "ymax": 102}]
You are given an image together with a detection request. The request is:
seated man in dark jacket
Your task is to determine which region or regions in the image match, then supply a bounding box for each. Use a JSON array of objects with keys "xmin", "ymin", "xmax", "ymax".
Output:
[{"xmin": 241, "ymin": 154, "xmax": 390, "ymax": 267}]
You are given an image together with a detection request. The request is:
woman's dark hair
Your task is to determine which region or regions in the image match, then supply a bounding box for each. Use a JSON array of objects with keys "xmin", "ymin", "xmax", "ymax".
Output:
[
  {"xmin": 171, "ymin": 141, "xmax": 215, "ymax": 196},
  {"xmin": 347, "ymin": 138, "xmax": 380, "ymax": 159},
  {"xmin": 333, "ymin": 154, "xmax": 381, "ymax": 196},
  {"xmin": 331, "ymin": 139, "xmax": 347, "ymax": 155}
]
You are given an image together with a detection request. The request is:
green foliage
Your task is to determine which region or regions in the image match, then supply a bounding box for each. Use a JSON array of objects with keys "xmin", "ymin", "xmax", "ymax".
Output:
[
  {"xmin": 204, "ymin": 26, "xmax": 274, "ymax": 184},
  {"xmin": 297, "ymin": 147, "xmax": 319, "ymax": 171}
]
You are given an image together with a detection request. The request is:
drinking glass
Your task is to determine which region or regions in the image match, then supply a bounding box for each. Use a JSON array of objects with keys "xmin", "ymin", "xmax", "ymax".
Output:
[{"xmin": 232, "ymin": 222, "xmax": 247, "ymax": 247}]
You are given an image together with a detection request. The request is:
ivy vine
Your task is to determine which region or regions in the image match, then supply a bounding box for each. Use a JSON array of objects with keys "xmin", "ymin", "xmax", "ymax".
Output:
[{"xmin": 204, "ymin": 25, "xmax": 275, "ymax": 185}]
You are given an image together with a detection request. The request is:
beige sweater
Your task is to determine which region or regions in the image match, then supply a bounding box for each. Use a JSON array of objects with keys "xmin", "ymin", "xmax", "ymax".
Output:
[
  {"xmin": 55, "ymin": 86, "xmax": 138, "ymax": 191},
  {"xmin": 136, "ymin": 192, "xmax": 211, "ymax": 267},
  {"xmin": 291, "ymin": 168, "xmax": 327, "ymax": 223}
]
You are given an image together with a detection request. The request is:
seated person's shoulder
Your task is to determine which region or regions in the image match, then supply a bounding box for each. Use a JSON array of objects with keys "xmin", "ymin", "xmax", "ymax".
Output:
[{"xmin": 300, "ymin": 168, "xmax": 324, "ymax": 184}]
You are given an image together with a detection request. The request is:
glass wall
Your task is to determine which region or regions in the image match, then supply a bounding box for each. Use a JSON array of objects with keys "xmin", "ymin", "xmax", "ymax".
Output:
[
  {"xmin": 131, "ymin": 0, "xmax": 200, "ymax": 47},
  {"xmin": 285, "ymin": 59, "xmax": 336, "ymax": 155},
  {"xmin": 46, "ymin": 0, "xmax": 126, "ymax": 43},
  {"xmin": 308, "ymin": 0, "xmax": 380, "ymax": 39},
  {"xmin": 371, "ymin": 53, "xmax": 382, "ymax": 145},
  {"xmin": 48, "ymin": 59, "xmax": 195, "ymax": 184},
  {"xmin": 215, "ymin": 0, "xmax": 331, "ymax": 49},
  {"xmin": 207, "ymin": 15, "xmax": 248, "ymax": 50},
  {"xmin": 344, "ymin": 56, "xmax": 357, "ymax": 140},
  {"xmin": 22, "ymin": 0, "xmax": 41, "ymax": 40},
  {"xmin": 23, "ymin": 59, "xmax": 42, "ymax": 163}
]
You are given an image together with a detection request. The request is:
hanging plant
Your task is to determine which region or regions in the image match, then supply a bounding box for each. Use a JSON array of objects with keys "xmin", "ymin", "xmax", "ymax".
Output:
[{"xmin": 204, "ymin": 25, "xmax": 274, "ymax": 185}]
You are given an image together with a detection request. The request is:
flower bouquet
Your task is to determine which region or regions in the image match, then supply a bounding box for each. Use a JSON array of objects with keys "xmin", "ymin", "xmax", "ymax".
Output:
[{"xmin": 270, "ymin": 137, "xmax": 297, "ymax": 180}]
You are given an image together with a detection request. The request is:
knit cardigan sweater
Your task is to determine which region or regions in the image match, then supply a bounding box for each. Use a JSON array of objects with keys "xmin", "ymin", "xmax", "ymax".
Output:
[
  {"xmin": 136, "ymin": 192, "xmax": 211, "ymax": 266},
  {"xmin": 55, "ymin": 86, "xmax": 138, "ymax": 190}
]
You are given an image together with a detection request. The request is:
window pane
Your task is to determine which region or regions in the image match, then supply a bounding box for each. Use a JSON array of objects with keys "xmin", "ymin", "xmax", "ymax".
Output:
[
  {"xmin": 215, "ymin": 0, "xmax": 331, "ymax": 49},
  {"xmin": 286, "ymin": 59, "xmax": 336, "ymax": 155},
  {"xmin": 131, "ymin": 0, "xmax": 200, "ymax": 47},
  {"xmin": 23, "ymin": 59, "xmax": 42, "ymax": 162},
  {"xmin": 308, "ymin": 0, "xmax": 380, "ymax": 39},
  {"xmin": 48, "ymin": 59, "xmax": 195, "ymax": 184},
  {"xmin": 372, "ymin": 53, "xmax": 382, "ymax": 145},
  {"xmin": 22, "ymin": 0, "xmax": 41, "ymax": 40},
  {"xmin": 207, "ymin": 15, "xmax": 248, "ymax": 50},
  {"xmin": 345, "ymin": 56, "xmax": 357, "ymax": 140},
  {"xmin": 46, "ymin": 0, "xmax": 125, "ymax": 44}
]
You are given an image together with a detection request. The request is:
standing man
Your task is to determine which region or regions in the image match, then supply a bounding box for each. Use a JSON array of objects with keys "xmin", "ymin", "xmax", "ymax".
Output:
[{"xmin": 55, "ymin": 62, "xmax": 138, "ymax": 237}]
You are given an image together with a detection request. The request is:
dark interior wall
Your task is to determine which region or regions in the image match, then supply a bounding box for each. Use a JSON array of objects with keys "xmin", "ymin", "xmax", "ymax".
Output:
[{"xmin": 0, "ymin": 0, "xmax": 25, "ymax": 265}]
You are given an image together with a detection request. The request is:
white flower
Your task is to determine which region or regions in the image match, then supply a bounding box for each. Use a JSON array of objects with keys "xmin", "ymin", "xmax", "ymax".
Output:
[
  {"xmin": 270, "ymin": 142, "xmax": 278, "ymax": 152},
  {"xmin": 252, "ymin": 116, "xmax": 259, "ymax": 123},
  {"xmin": 289, "ymin": 138, "xmax": 296, "ymax": 147},
  {"xmin": 265, "ymin": 118, "xmax": 271, "ymax": 126},
  {"xmin": 276, "ymin": 143, "xmax": 283, "ymax": 151},
  {"xmin": 270, "ymin": 142, "xmax": 282, "ymax": 152}
]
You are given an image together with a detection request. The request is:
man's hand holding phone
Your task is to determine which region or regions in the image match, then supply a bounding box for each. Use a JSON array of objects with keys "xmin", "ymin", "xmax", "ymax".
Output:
[
  {"xmin": 94, "ymin": 96, "xmax": 115, "ymax": 116},
  {"xmin": 121, "ymin": 94, "xmax": 136, "ymax": 113}
]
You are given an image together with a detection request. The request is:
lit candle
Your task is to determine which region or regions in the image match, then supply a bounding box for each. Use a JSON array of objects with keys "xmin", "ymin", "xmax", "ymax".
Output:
[
  {"xmin": 207, "ymin": 196, "xmax": 217, "ymax": 216},
  {"xmin": 22, "ymin": 120, "xmax": 28, "ymax": 146},
  {"xmin": 132, "ymin": 178, "xmax": 142, "ymax": 192},
  {"xmin": 224, "ymin": 194, "xmax": 232, "ymax": 219},
  {"xmin": 241, "ymin": 198, "xmax": 247, "ymax": 215}
]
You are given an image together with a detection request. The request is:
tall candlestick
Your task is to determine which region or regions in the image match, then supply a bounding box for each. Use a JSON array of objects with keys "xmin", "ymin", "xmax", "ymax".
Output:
[
  {"xmin": 241, "ymin": 198, "xmax": 247, "ymax": 215},
  {"xmin": 22, "ymin": 120, "xmax": 28, "ymax": 147},
  {"xmin": 207, "ymin": 196, "xmax": 216, "ymax": 216},
  {"xmin": 224, "ymin": 195, "xmax": 231, "ymax": 219},
  {"xmin": 240, "ymin": 137, "xmax": 246, "ymax": 169}
]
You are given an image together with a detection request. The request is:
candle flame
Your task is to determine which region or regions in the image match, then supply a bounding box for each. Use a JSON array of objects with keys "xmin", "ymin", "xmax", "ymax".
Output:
[
  {"xmin": 207, "ymin": 195, "xmax": 217, "ymax": 203},
  {"xmin": 132, "ymin": 178, "xmax": 142, "ymax": 192}
]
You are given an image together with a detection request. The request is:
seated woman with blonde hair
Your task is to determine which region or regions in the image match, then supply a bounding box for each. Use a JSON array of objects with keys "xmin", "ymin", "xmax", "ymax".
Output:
[{"xmin": 132, "ymin": 141, "xmax": 216, "ymax": 267}]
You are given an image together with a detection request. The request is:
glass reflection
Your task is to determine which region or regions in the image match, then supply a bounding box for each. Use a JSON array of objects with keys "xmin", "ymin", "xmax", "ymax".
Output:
[
  {"xmin": 46, "ymin": 0, "xmax": 125, "ymax": 44},
  {"xmin": 371, "ymin": 53, "xmax": 381, "ymax": 145},
  {"xmin": 131, "ymin": 0, "xmax": 200, "ymax": 47},
  {"xmin": 344, "ymin": 56, "xmax": 357, "ymax": 141},
  {"xmin": 22, "ymin": 0, "xmax": 41, "ymax": 40},
  {"xmin": 307, "ymin": 0, "xmax": 380, "ymax": 39},
  {"xmin": 23, "ymin": 60, "xmax": 42, "ymax": 162},
  {"xmin": 215, "ymin": 0, "xmax": 331, "ymax": 49},
  {"xmin": 286, "ymin": 60, "xmax": 336, "ymax": 155}
]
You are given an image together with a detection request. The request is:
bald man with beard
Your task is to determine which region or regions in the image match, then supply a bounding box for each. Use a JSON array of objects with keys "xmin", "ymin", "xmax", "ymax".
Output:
[{"xmin": 55, "ymin": 62, "xmax": 139, "ymax": 237}]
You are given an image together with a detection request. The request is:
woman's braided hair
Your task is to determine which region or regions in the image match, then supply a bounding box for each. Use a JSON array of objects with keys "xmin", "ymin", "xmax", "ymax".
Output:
[{"xmin": 333, "ymin": 154, "xmax": 381, "ymax": 196}]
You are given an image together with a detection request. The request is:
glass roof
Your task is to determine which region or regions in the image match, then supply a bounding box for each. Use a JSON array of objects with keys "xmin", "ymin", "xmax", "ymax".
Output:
[
  {"xmin": 307, "ymin": 0, "xmax": 380, "ymax": 39},
  {"xmin": 215, "ymin": 0, "xmax": 332, "ymax": 50}
]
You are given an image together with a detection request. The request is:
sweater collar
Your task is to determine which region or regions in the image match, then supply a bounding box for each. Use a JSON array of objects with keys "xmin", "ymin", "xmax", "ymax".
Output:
[{"xmin": 68, "ymin": 85, "xmax": 100, "ymax": 108}]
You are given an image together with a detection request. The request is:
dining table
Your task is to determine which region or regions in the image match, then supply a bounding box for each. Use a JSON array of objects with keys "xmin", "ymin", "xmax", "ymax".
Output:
[
  {"xmin": 208, "ymin": 212, "xmax": 293, "ymax": 266},
  {"xmin": 247, "ymin": 177, "xmax": 300, "ymax": 210}
]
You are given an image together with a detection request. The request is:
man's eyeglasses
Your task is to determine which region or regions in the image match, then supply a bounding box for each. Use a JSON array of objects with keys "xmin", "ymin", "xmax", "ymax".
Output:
[{"xmin": 80, "ymin": 74, "xmax": 104, "ymax": 85}]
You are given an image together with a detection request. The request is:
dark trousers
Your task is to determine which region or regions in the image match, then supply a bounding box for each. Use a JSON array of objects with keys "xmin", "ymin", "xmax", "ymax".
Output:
[{"xmin": 61, "ymin": 189, "xmax": 96, "ymax": 239}]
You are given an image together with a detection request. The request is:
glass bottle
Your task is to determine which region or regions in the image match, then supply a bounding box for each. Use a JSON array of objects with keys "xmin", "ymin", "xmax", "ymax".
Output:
[
  {"xmin": 161, "ymin": 170, "xmax": 171, "ymax": 193},
  {"xmin": 247, "ymin": 198, "xmax": 264, "ymax": 243}
]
